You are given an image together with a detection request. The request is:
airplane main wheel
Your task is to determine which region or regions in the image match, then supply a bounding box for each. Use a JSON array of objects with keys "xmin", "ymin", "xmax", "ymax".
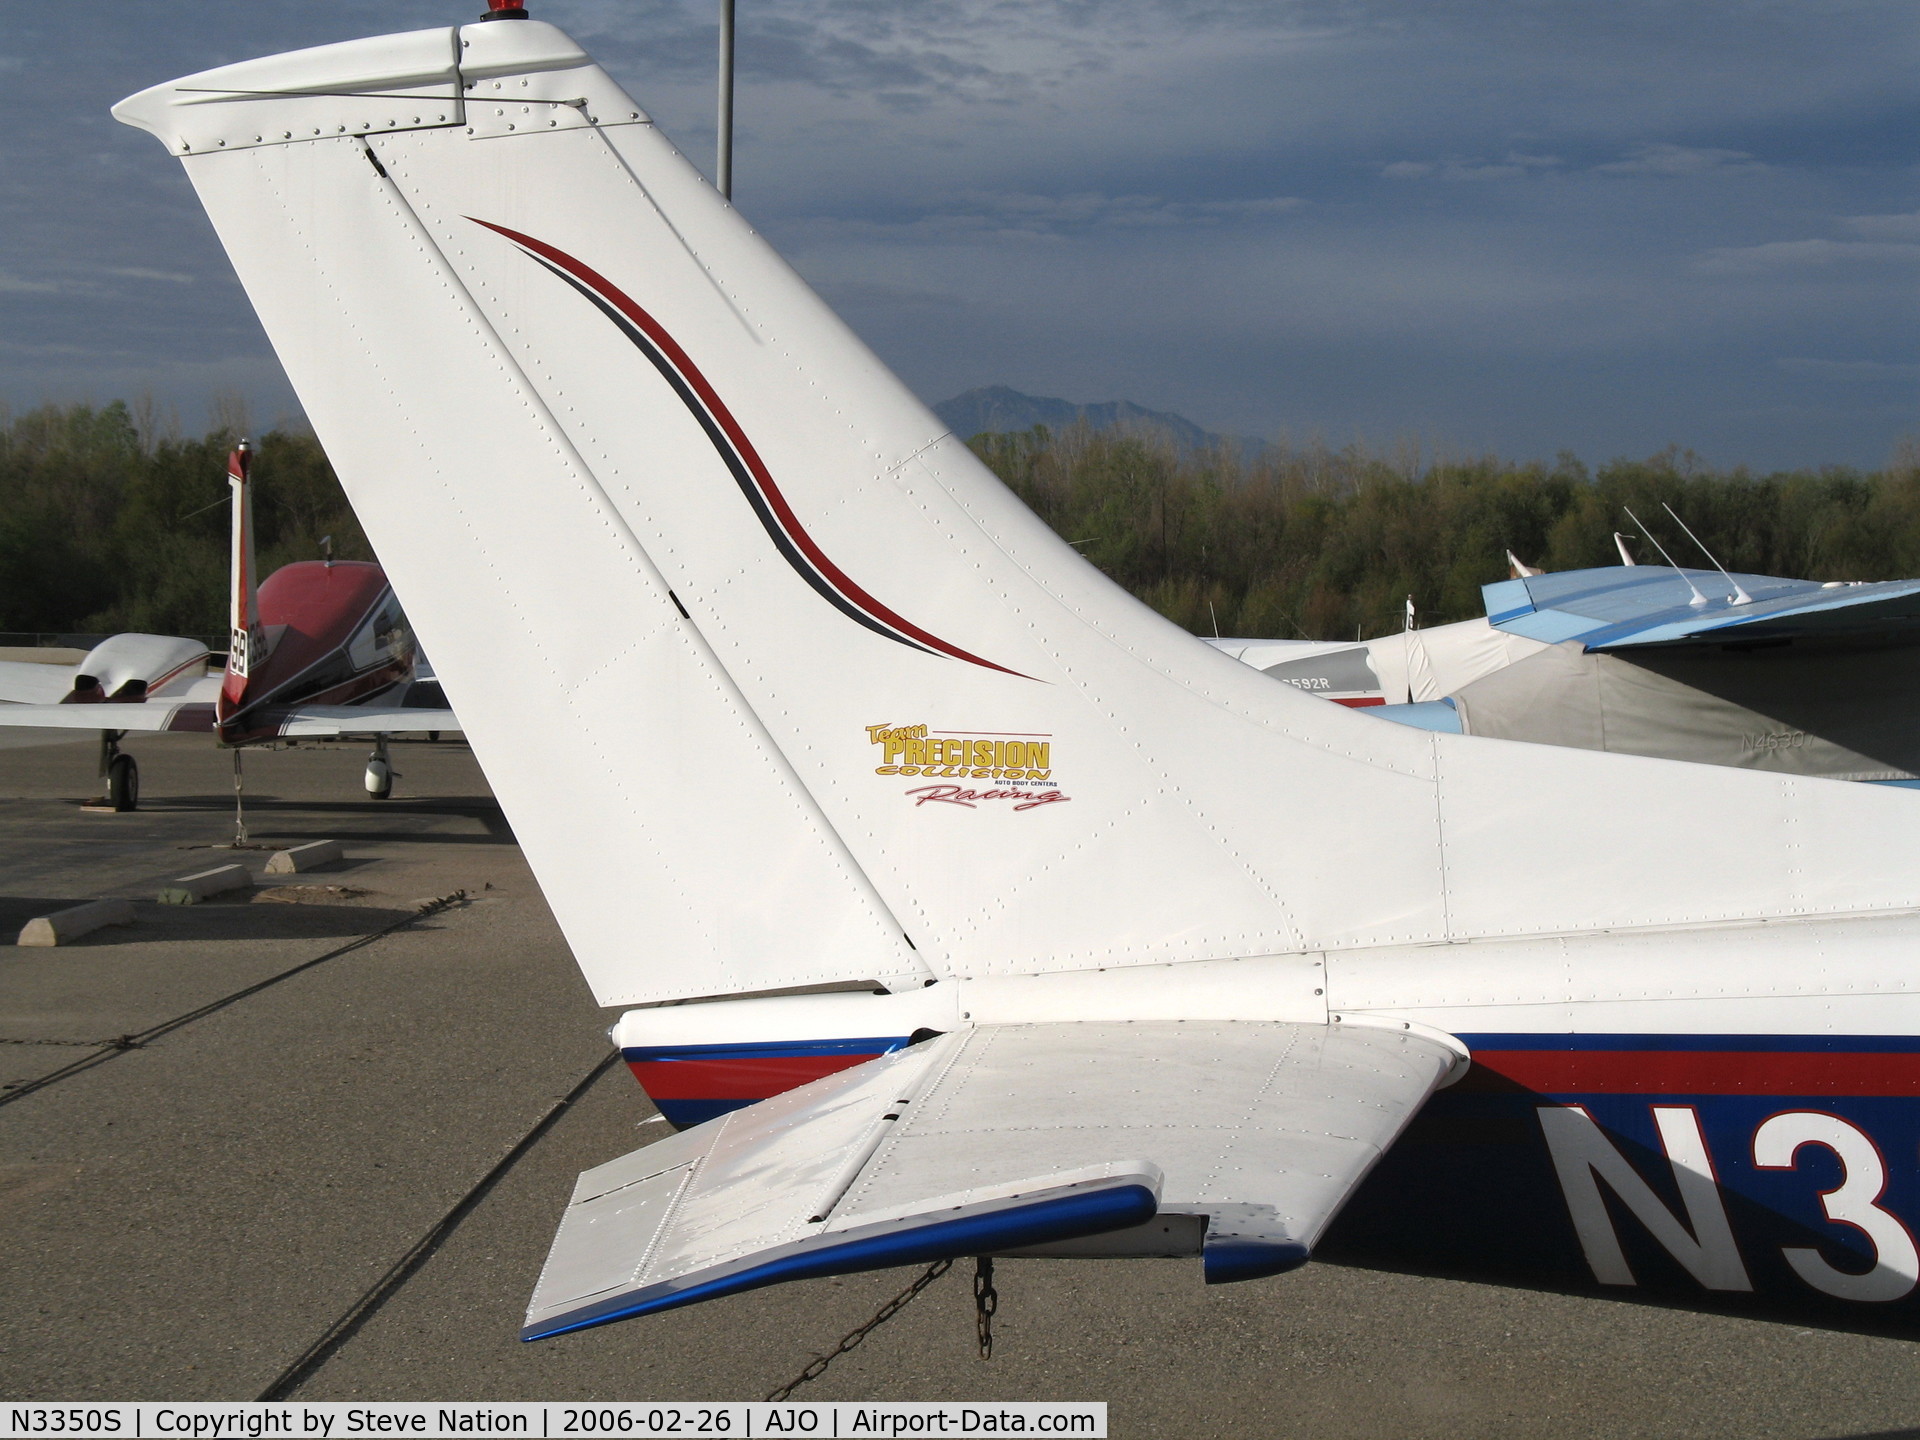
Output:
[
  {"xmin": 364, "ymin": 756, "xmax": 393, "ymax": 800},
  {"xmin": 107, "ymin": 753, "xmax": 139, "ymax": 812}
]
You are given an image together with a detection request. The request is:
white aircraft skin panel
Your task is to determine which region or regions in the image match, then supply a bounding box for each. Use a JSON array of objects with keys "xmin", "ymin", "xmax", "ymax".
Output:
[
  {"xmin": 1328, "ymin": 911, "xmax": 1920, "ymax": 1015},
  {"xmin": 1361, "ymin": 996, "xmax": 1920, "ymax": 1038},
  {"xmin": 612, "ymin": 913, "xmax": 1920, "ymax": 1045},
  {"xmin": 609, "ymin": 954, "xmax": 1333, "ymax": 1055},
  {"xmin": 559, "ymin": 633, "xmax": 927, "ymax": 1000},
  {"xmin": 1434, "ymin": 741, "xmax": 1920, "ymax": 938},
  {"xmin": 531, "ymin": 1162, "xmax": 693, "ymax": 1316},
  {"xmin": 171, "ymin": 130, "xmax": 919, "ymax": 1005},
  {"xmin": 637, "ymin": 1045, "xmax": 945, "ymax": 1279},
  {"xmin": 0, "ymin": 665, "xmax": 77, "ymax": 705},
  {"xmin": 404, "ymin": 120, "xmax": 946, "ymax": 493},
  {"xmin": 361, "ymin": 107, "xmax": 1419, "ymax": 974},
  {"xmin": 888, "ymin": 440, "xmax": 1461, "ymax": 963},
  {"xmin": 367, "ymin": 123, "xmax": 1225, "ymax": 982},
  {"xmin": 113, "ymin": 27, "xmax": 466, "ymax": 156}
]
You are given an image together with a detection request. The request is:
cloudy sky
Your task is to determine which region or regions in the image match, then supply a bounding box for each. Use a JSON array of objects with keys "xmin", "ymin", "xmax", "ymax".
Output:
[{"xmin": 3, "ymin": 0, "xmax": 1915, "ymax": 468}]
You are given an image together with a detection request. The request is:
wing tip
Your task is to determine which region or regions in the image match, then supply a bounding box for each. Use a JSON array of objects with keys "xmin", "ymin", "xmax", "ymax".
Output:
[{"xmin": 1202, "ymin": 1239, "xmax": 1311, "ymax": 1284}]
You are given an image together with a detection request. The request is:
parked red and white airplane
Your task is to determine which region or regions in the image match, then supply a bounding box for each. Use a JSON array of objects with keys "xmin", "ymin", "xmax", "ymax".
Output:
[
  {"xmin": 0, "ymin": 442, "xmax": 456, "ymax": 806},
  {"xmin": 114, "ymin": 3, "xmax": 1920, "ymax": 1340}
]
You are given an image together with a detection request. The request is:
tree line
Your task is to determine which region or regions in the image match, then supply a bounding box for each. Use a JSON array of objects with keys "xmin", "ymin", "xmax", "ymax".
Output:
[
  {"xmin": 0, "ymin": 401, "xmax": 370, "ymax": 638},
  {"xmin": 969, "ymin": 425, "xmax": 1920, "ymax": 640},
  {"xmin": 4, "ymin": 399, "xmax": 1917, "ymax": 643}
]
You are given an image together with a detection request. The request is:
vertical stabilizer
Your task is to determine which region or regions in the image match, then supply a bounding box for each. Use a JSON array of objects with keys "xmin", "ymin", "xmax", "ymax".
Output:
[
  {"xmin": 220, "ymin": 440, "xmax": 265, "ymax": 717},
  {"xmin": 113, "ymin": 18, "xmax": 1920, "ymax": 1010}
]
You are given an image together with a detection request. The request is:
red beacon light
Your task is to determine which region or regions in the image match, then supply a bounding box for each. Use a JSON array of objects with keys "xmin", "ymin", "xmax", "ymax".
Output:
[{"xmin": 481, "ymin": 0, "xmax": 529, "ymax": 18}]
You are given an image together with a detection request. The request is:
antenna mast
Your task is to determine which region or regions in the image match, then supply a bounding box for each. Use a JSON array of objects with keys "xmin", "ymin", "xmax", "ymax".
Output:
[
  {"xmin": 716, "ymin": 0, "xmax": 735, "ymax": 199},
  {"xmin": 1661, "ymin": 502, "xmax": 1753, "ymax": 606},
  {"xmin": 1622, "ymin": 506, "xmax": 1711, "ymax": 607}
]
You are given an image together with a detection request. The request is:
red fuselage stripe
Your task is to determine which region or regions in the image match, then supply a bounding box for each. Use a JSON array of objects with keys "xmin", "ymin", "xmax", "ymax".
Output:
[
  {"xmin": 1462, "ymin": 1050, "xmax": 1920, "ymax": 1096},
  {"xmin": 471, "ymin": 219, "xmax": 1029, "ymax": 680}
]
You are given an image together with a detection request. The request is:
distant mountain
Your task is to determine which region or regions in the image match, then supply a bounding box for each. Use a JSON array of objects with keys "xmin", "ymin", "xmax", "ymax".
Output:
[{"xmin": 934, "ymin": 385, "xmax": 1268, "ymax": 456}]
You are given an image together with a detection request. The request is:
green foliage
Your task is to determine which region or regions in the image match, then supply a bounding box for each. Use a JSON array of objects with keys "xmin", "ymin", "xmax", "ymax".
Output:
[
  {"xmin": 970, "ymin": 425, "xmax": 1920, "ymax": 640},
  {"xmin": 6, "ymin": 400, "xmax": 1917, "ymax": 644},
  {"xmin": 0, "ymin": 402, "xmax": 370, "ymax": 634}
]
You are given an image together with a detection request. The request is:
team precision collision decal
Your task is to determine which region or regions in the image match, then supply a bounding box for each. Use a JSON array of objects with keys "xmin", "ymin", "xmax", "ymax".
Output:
[
  {"xmin": 867, "ymin": 721, "xmax": 1070, "ymax": 811},
  {"xmin": 472, "ymin": 220, "xmax": 1031, "ymax": 681}
]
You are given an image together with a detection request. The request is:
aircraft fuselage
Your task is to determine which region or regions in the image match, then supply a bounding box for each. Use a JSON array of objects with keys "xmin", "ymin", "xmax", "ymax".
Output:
[
  {"xmin": 614, "ymin": 914, "xmax": 1920, "ymax": 1319},
  {"xmin": 217, "ymin": 560, "xmax": 414, "ymax": 745}
]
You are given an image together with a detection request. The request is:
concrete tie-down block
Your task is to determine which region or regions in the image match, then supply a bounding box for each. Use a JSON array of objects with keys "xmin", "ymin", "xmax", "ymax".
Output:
[
  {"xmin": 17, "ymin": 898, "xmax": 137, "ymax": 947},
  {"xmin": 157, "ymin": 863, "xmax": 251, "ymax": 905},
  {"xmin": 264, "ymin": 840, "xmax": 344, "ymax": 875}
]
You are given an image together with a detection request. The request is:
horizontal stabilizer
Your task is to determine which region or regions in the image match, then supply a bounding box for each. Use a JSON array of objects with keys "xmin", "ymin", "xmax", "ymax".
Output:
[
  {"xmin": 524, "ymin": 1019, "xmax": 1461, "ymax": 1339},
  {"xmin": 1484, "ymin": 567, "xmax": 1920, "ymax": 650},
  {"xmin": 274, "ymin": 705, "xmax": 460, "ymax": 737}
]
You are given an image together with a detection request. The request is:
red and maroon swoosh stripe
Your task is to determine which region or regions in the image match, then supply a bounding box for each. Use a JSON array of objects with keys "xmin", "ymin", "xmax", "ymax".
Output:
[{"xmin": 472, "ymin": 219, "xmax": 1031, "ymax": 681}]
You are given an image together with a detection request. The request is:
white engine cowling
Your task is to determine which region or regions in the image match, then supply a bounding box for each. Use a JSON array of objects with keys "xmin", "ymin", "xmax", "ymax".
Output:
[{"xmin": 69, "ymin": 634, "xmax": 210, "ymax": 702}]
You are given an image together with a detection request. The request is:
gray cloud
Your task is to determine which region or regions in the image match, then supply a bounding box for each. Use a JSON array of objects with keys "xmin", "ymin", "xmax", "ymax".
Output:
[
  {"xmin": 1777, "ymin": 358, "xmax": 1920, "ymax": 382},
  {"xmin": 0, "ymin": 271, "xmax": 67, "ymax": 295},
  {"xmin": 1382, "ymin": 154, "xmax": 1562, "ymax": 182},
  {"xmin": 1843, "ymin": 211, "xmax": 1920, "ymax": 241},
  {"xmin": 814, "ymin": 278, "xmax": 973, "ymax": 309},
  {"xmin": 1596, "ymin": 142, "xmax": 1765, "ymax": 176},
  {"xmin": 1697, "ymin": 239, "xmax": 1920, "ymax": 274},
  {"xmin": 105, "ymin": 267, "xmax": 195, "ymax": 285},
  {"xmin": 796, "ymin": 191, "xmax": 1306, "ymax": 241}
]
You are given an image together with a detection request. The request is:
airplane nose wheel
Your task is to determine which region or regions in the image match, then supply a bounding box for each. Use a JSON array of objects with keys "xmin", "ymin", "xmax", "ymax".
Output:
[
  {"xmin": 364, "ymin": 739, "xmax": 394, "ymax": 800},
  {"xmin": 99, "ymin": 730, "xmax": 138, "ymax": 812},
  {"xmin": 106, "ymin": 752, "xmax": 139, "ymax": 813}
]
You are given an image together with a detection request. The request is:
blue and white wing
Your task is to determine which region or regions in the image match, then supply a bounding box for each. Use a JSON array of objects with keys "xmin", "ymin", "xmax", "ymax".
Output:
[{"xmin": 1485, "ymin": 567, "xmax": 1920, "ymax": 650}]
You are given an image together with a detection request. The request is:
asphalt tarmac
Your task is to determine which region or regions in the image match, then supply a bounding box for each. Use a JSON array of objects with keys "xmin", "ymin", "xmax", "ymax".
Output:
[{"xmin": 2, "ymin": 732, "xmax": 1918, "ymax": 1438}]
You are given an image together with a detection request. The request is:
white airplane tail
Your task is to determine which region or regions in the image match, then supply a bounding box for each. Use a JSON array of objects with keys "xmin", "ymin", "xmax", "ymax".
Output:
[{"xmin": 115, "ymin": 16, "xmax": 1920, "ymax": 1009}]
